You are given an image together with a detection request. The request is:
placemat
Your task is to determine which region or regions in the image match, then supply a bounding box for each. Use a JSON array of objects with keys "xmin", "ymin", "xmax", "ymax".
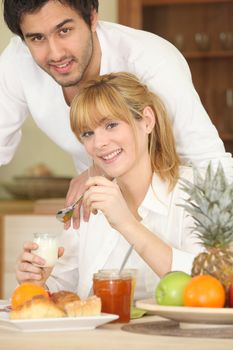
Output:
[{"xmin": 122, "ymin": 320, "xmax": 233, "ymax": 338}]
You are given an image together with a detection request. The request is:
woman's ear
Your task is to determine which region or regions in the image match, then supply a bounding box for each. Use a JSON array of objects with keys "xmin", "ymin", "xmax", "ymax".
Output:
[
  {"xmin": 142, "ymin": 106, "xmax": 156, "ymax": 134},
  {"xmin": 90, "ymin": 9, "xmax": 98, "ymax": 32}
]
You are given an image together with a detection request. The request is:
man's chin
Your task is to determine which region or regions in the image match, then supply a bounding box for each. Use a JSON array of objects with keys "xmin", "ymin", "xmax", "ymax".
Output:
[{"xmin": 53, "ymin": 77, "xmax": 81, "ymax": 87}]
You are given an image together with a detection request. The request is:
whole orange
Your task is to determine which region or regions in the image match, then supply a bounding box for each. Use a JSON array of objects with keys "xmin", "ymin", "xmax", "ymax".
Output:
[
  {"xmin": 11, "ymin": 283, "xmax": 49, "ymax": 310},
  {"xmin": 184, "ymin": 275, "xmax": 225, "ymax": 308}
]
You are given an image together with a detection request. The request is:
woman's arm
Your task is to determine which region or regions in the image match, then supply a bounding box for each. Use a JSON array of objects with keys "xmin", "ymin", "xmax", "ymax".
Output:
[{"xmin": 83, "ymin": 176, "xmax": 201, "ymax": 278}]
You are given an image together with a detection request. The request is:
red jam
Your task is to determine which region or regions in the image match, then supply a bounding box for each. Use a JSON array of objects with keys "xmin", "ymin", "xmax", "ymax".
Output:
[{"xmin": 93, "ymin": 271, "xmax": 132, "ymax": 323}]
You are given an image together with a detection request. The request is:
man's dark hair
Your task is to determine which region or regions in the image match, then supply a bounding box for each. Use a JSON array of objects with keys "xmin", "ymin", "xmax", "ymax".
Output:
[{"xmin": 3, "ymin": 0, "xmax": 99, "ymax": 39}]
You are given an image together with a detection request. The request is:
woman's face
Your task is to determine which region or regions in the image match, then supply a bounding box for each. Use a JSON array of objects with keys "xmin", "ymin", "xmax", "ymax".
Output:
[{"xmin": 80, "ymin": 116, "xmax": 150, "ymax": 179}]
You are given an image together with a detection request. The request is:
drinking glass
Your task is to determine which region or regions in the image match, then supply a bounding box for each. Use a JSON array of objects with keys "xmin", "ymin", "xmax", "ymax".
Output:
[{"xmin": 33, "ymin": 233, "xmax": 58, "ymax": 267}]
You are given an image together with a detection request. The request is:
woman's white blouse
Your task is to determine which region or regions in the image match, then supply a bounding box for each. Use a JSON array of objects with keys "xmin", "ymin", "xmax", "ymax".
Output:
[{"xmin": 47, "ymin": 166, "xmax": 202, "ymax": 300}]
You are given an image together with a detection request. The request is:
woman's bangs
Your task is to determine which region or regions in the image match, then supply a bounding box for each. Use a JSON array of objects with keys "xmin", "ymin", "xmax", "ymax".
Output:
[{"xmin": 77, "ymin": 88, "xmax": 131, "ymax": 134}]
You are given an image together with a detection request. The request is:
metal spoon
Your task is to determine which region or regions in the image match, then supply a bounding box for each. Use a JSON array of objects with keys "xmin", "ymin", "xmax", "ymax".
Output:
[
  {"xmin": 119, "ymin": 244, "xmax": 134, "ymax": 274},
  {"xmin": 56, "ymin": 194, "xmax": 84, "ymax": 223}
]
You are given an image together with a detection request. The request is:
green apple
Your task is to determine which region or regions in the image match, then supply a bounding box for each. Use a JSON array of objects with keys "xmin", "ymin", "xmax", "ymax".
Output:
[{"xmin": 155, "ymin": 271, "xmax": 191, "ymax": 306}]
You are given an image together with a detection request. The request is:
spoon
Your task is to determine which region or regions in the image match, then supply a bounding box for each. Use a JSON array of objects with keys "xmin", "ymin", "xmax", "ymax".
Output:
[
  {"xmin": 119, "ymin": 244, "xmax": 134, "ymax": 274},
  {"xmin": 56, "ymin": 194, "xmax": 84, "ymax": 223}
]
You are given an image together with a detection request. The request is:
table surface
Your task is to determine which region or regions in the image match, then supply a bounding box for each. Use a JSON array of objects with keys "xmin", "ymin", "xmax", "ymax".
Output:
[{"xmin": 0, "ymin": 315, "xmax": 233, "ymax": 350}]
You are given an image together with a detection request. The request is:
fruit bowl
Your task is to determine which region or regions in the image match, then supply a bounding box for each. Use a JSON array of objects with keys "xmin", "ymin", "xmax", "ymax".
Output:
[
  {"xmin": 2, "ymin": 176, "xmax": 72, "ymax": 199},
  {"xmin": 136, "ymin": 299, "xmax": 233, "ymax": 326}
]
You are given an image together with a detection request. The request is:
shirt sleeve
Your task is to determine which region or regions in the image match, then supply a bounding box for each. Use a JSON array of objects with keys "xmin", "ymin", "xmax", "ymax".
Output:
[
  {"xmin": 171, "ymin": 204, "xmax": 204, "ymax": 274},
  {"xmin": 46, "ymin": 228, "xmax": 80, "ymax": 292},
  {"xmin": 133, "ymin": 43, "xmax": 233, "ymax": 179},
  {"xmin": 171, "ymin": 247, "xmax": 195, "ymax": 274},
  {"xmin": 0, "ymin": 40, "xmax": 30, "ymax": 166}
]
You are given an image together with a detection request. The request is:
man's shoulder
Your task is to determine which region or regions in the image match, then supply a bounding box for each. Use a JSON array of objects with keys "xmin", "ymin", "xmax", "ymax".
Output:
[
  {"xmin": 98, "ymin": 21, "xmax": 164, "ymax": 44},
  {"xmin": 1, "ymin": 36, "xmax": 32, "ymax": 64},
  {"xmin": 98, "ymin": 21, "xmax": 184, "ymax": 68}
]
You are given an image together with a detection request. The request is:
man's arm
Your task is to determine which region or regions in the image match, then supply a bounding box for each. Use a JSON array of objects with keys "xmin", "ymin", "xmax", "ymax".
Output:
[
  {"xmin": 132, "ymin": 39, "xmax": 233, "ymax": 178},
  {"xmin": 0, "ymin": 38, "xmax": 30, "ymax": 166}
]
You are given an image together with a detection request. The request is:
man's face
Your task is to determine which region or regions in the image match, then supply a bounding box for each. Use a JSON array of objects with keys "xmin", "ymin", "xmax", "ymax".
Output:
[{"xmin": 20, "ymin": 0, "xmax": 97, "ymax": 87}]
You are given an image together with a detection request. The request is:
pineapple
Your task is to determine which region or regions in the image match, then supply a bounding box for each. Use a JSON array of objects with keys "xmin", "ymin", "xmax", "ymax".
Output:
[{"xmin": 180, "ymin": 162, "xmax": 233, "ymax": 290}]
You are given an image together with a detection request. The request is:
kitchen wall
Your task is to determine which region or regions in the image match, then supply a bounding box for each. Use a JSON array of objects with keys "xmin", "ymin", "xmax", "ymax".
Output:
[{"xmin": 0, "ymin": 0, "xmax": 118, "ymax": 198}]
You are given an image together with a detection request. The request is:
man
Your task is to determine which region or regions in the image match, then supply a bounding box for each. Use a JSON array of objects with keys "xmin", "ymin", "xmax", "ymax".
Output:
[{"xmin": 1, "ymin": 0, "xmax": 232, "ymax": 227}]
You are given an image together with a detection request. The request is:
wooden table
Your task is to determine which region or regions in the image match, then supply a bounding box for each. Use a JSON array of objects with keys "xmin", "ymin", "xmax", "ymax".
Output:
[{"xmin": 0, "ymin": 315, "xmax": 232, "ymax": 350}]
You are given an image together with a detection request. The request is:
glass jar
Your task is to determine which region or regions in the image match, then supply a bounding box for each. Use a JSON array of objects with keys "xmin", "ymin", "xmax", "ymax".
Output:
[{"xmin": 93, "ymin": 270, "xmax": 132, "ymax": 323}]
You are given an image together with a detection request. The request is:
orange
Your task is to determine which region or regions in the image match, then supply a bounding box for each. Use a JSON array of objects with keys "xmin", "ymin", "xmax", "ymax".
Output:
[
  {"xmin": 11, "ymin": 283, "xmax": 49, "ymax": 310},
  {"xmin": 184, "ymin": 275, "xmax": 225, "ymax": 308}
]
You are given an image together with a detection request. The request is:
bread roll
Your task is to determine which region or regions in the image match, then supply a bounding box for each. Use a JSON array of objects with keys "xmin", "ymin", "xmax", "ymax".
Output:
[
  {"xmin": 64, "ymin": 296, "xmax": 101, "ymax": 317},
  {"xmin": 50, "ymin": 291, "xmax": 80, "ymax": 311},
  {"xmin": 10, "ymin": 295, "xmax": 65, "ymax": 320}
]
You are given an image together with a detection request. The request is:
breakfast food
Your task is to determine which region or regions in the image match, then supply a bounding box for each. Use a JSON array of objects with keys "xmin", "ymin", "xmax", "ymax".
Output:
[
  {"xmin": 181, "ymin": 164, "xmax": 233, "ymax": 290},
  {"xmin": 9, "ymin": 289, "xmax": 101, "ymax": 320},
  {"xmin": 10, "ymin": 295, "xmax": 65, "ymax": 320},
  {"xmin": 64, "ymin": 296, "xmax": 101, "ymax": 317},
  {"xmin": 11, "ymin": 283, "xmax": 49, "ymax": 310},
  {"xmin": 50, "ymin": 291, "xmax": 80, "ymax": 311}
]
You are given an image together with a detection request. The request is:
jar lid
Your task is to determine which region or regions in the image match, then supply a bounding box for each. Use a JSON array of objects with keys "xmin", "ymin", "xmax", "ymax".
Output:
[{"xmin": 93, "ymin": 270, "xmax": 132, "ymax": 280}]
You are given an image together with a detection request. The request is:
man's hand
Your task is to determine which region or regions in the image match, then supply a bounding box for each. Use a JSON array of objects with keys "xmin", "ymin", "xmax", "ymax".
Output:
[{"xmin": 64, "ymin": 169, "xmax": 90, "ymax": 229}]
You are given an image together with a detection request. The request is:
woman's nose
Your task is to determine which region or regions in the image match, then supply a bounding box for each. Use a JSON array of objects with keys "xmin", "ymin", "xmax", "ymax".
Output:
[{"xmin": 94, "ymin": 130, "xmax": 109, "ymax": 149}]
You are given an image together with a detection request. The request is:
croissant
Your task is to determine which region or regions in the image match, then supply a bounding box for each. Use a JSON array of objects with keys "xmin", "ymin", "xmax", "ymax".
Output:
[
  {"xmin": 9, "ymin": 292, "xmax": 101, "ymax": 320},
  {"xmin": 10, "ymin": 295, "xmax": 65, "ymax": 320},
  {"xmin": 50, "ymin": 291, "xmax": 80, "ymax": 311},
  {"xmin": 64, "ymin": 295, "xmax": 101, "ymax": 317}
]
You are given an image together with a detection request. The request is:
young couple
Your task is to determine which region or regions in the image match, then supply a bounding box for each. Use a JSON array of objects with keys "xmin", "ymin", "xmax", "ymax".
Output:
[{"xmin": 1, "ymin": 0, "xmax": 232, "ymax": 231}]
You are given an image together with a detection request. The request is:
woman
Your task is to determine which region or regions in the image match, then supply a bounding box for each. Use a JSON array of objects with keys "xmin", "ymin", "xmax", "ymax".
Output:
[{"xmin": 15, "ymin": 73, "xmax": 201, "ymax": 300}]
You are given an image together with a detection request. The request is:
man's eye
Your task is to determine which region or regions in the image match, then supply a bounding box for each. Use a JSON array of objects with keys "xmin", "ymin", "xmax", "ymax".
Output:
[
  {"xmin": 81, "ymin": 130, "xmax": 94, "ymax": 138},
  {"xmin": 106, "ymin": 122, "xmax": 119, "ymax": 129},
  {"xmin": 31, "ymin": 35, "xmax": 44, "ymax": 42},
  {"xmin": 60, "ymin": 27, "xmax": 72, "ymax": 35}
]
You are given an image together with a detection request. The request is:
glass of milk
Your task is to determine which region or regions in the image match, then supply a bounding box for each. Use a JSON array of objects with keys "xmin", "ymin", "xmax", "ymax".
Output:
[{"xmin": 33, "ymin": 233, "xmax": 58, "ymax": 267}]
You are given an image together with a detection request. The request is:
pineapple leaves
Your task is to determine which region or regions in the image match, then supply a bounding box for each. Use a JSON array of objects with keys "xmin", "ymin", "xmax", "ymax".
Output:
[{"xmin": 179, "ymin": 162, "xmax": 233, "ymax": 248}]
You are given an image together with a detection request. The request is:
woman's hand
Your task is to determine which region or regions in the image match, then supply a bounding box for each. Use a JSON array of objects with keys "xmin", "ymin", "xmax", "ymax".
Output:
[
  {"xmin": 65, "ymin": 165, "xmax": 110, "ymax": 229},
  {"xmin": 83, "ymin": 176, "xmax": 136, "ymax": 232},
  {"xmin": 15, "ymin": 241, "xmax": 64, "ymax": 286}
]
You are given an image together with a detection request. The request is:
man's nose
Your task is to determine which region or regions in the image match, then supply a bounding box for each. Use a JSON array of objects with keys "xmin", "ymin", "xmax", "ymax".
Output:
[{"xmin": 47, "ymin": 38, "xmax": 65, "ymax": 61}]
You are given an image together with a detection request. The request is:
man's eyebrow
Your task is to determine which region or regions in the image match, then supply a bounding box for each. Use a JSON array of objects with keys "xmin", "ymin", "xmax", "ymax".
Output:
[
  {"xmin": 55, "ymin": 18, "xmax": 74, "ymax": 30},
  {"xmin": 24, "ymin": 18, "xmax": 74, "ymax": 38}
]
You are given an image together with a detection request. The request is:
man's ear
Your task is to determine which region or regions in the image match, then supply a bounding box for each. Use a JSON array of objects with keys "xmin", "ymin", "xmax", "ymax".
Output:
[
  {"xmin": 90, "ymin": 9, "xmax": 98, "ymax": 32},
  {"xmin": 142, "ymin": 106, "xmax": 156, "ymax": 134}
]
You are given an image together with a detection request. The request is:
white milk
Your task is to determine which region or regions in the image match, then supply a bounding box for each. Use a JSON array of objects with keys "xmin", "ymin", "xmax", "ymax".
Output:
[{"xmin": 33, "ymin": 233, "xmax": 58, "ymax": 267}]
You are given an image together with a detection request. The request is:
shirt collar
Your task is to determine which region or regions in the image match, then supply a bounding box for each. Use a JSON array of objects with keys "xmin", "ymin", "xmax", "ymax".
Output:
[{"xmin": 138, "ymin": 173, "xmax": 172, "ymax": 218}]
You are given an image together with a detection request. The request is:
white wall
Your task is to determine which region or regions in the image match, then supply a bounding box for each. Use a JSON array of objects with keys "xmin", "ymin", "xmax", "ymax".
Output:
[{"xmin": 0, "ymin": 0, "xmax": 118, "ymax": 198}]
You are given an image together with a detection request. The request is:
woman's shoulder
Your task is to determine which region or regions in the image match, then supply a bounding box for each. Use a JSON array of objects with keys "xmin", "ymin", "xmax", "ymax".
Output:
[{"xmin": 178, "ymin": 165, "xmax": 194, "ymax": 182}]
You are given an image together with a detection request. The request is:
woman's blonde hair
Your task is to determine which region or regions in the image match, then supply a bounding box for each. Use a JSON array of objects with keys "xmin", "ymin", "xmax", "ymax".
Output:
[{"xmin": 70, "ymin": 72, "xmax": 180, "ymax": 189}]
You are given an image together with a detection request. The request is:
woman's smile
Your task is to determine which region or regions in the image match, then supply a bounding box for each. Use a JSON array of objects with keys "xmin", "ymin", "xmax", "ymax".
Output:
[{"xmin": 99, "ymin": 148, "xmax": 123, "ymax": 163}]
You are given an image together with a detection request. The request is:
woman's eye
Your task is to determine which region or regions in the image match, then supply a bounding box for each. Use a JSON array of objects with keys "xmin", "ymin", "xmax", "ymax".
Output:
[
  {"xmin": 81, "ymin": 130, "xmax": 94, "ymax": 138},
  {"xmin": 106, "ymin": 122, "xmax": 119, "ymax": 129}
]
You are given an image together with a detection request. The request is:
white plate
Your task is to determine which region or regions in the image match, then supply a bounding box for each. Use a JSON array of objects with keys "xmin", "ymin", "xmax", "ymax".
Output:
[
  {"xmin": 136, "ymin": 299, "xmax": 233, "ymax": 325},
  {"xmin": 0, "ymin": 312, "xmax": 118, "ymax": 332},
  {"xmin": 0, "ymin": 300, "xmax": 10, "ymax": 307}
]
